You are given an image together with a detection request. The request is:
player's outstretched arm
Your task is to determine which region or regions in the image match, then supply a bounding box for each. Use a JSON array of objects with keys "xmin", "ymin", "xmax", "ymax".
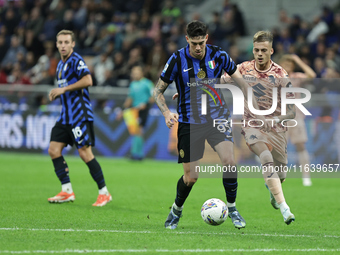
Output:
[
  {"xmin": 291, "ymin": 54, "xmax": 316, "ymax": 79},
  {"xmin": 49, "ymin": 74, "xmax": 92, "ymax": 101},
  {"xmin": 153, "ymin": 78, "xmax": 178, "ymax": 129}
]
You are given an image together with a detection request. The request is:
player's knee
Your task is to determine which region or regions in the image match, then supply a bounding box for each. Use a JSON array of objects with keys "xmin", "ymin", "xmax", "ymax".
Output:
[
  {"xmin": 48, "ymin": 146, "xmax": 61, "ymax": 158},
  {"xmin": 183, "ymin": 174, "xmax": 197, "ymax": 186},
  {"xmin": 78, "ymin": 149, "xmax": 94, "ymax": 163},
  {"xmin": 185, "ymin": 178, "xmax": 197, "ymax": 187},
  {"xmin": 259, "ymin": 150, "xmax": 273, "ymax": 165},
  {"xmin": 79, "ymin": 153, "xmax": 91, "ymax": 163},
  {"xmin": 220, "ymin": 155, "xmax": 236, "ymax": 167}
]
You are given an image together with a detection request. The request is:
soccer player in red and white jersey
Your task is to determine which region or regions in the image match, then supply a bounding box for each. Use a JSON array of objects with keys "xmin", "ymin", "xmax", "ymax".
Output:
[
  {"xmin": 279, "ymin": 54, "xmax": 316, "ymax": 187},
  {"xmin": 222, "ymin": 31, "xmax": 296, "ymax": 225}
]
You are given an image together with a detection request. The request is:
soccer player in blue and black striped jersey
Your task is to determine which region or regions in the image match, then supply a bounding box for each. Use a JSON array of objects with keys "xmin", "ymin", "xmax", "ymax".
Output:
[
  {"xmin": 154, "ymin": 21, "xmax": 269, "ymax": 229},
  {"xmin": 47, "ymin": 30, "xmax": 112, "ymax": 207}
]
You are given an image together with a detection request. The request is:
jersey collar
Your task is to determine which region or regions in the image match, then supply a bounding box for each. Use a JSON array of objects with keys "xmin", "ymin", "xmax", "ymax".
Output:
[{"xmin": 254, "ymin": 59, "xmax": 273, "ymax": 73}]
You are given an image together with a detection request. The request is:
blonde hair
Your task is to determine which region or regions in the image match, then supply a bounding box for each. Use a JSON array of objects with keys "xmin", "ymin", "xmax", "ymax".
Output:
[
  {"xmin": 56, "ymin": 30, "xmax": 75, "ymax": 42},
  {"xmin": 253, "ymin": 31, "xmax": 273, "ymax": 44}
]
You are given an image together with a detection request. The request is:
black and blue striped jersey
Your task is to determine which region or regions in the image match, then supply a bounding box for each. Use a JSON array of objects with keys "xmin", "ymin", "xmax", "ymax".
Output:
[
  {"xmin": 56, "ymin": 52, "xmax": 93, "ymax": 125},
  {"xmin": 160, "ymin": 44, "xmax": 237, "ymax": 124}
]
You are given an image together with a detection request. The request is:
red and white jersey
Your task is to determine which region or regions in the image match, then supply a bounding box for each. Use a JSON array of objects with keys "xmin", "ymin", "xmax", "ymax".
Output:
[{"xmin": 222, "ymin": 59, "xmax": 295, "ymax": 132}]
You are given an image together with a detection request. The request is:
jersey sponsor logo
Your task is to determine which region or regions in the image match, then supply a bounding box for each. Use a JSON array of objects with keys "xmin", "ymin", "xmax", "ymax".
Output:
[
  {"xmin": 186, "ymin": 78, "xmax": 217, "ymax": 87},
  {"xmin": 200, "ymin": 83, "xmax": 222, "ymax": 106},
  {"xmin": 252, "ymin": 83, "xmax": 266, "ymax": 98},
  {"xmin": 243, "ymin": 75, "xmax": 257, "ymax": 81},
  {"xmin": 183, "ymin": 67, "xmax": 192, "ymax": 72}
]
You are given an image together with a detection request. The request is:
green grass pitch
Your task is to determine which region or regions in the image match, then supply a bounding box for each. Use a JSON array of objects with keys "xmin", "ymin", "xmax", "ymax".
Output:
[{"xmin": 0, "ymin": 152, "xmax": 339, "ymax": 254}]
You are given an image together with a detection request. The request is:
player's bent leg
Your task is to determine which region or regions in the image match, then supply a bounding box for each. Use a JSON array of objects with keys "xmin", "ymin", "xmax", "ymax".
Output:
[
  {"xmin": 48, "ymin": 141, "xmax": 75, "ymax": 203},
  {"xmin": 273, "ymin": 158, "xmax": 287, "ymax": 183},
  {"xmin": 296, "ymin": 142, "xmax": 312, "ymax": 186},
  {"xmin": 48, "ymin": 141, "xmax": 65, "ymax": 159},
  {"xmin": 215, "ymin": 141, "xmax": 246, "ymax": 229},
  {"xmin": 165, "ymin": 202, "xmax": 183, "ymax": 230},
  {"xmin": 165, "ymin": 161, "xmax": 199, "ymax": 229},
  {"xmin": 78, "ymin": 146, "xmax": 112, "ymax": 207},
  {"xmin": 252, "ymin": 143, "xmax": 282, "ymax": 210},
  {"xmin": 273, "ymin": 161, "xmax": 295, "ymax": 225},
  {"xmin": 264, "ymin": 183, "xmax": 279, "ymax": 209}
]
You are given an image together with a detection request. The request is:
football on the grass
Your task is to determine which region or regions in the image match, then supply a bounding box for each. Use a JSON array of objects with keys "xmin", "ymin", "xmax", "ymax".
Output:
[{"xmin": 201, "ymin": 198, "xmax": 228, "ymax": 226}]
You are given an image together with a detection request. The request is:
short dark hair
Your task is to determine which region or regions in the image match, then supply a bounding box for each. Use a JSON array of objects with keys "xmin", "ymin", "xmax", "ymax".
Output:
[{"xmin": 186, "ymin": 20, "xmax": 207, "ymax": 38}]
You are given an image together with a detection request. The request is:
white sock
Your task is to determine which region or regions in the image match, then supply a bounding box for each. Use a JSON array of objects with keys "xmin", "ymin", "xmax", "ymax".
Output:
[
  {"xmin": 298, "ymin": 150, "xmax": 311, "ymax": 178},
  {"xmin": 227, "ymin": 202, "xmax": 236, "ymax": 208},
  {"xmin": 62, "ymin": 183, "xmax": 73, "ymax": 193},
  {"xmin": 279, "ymin": 201, "xmax": 289, "ymax": 214},
  {"xmin": 99, "ymin": 186, "xmax": 109, "ymax": 195},
  {"xmin": 173, "ymin": 202, "xmax": 183, "ymax": 211}
]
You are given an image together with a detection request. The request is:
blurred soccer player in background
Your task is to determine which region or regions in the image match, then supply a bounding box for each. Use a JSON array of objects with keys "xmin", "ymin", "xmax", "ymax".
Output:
[
  {"xmin": 120, "ymin": 65, "xmax": 153, "ymax": 160},
  {"xmin": 48, "ymin": 30, "xmax": 112, "ymax": 207},
  {"xmin": 222, "ymin": 31, "xmax": 296, "ymax": 225},
  {"xmin": 280, "ymin": 54, "xmax": 316, "ymax": 186},
  {"xmin": 154, "ymin": 20, "xmax": 269, "ymax": 229}
]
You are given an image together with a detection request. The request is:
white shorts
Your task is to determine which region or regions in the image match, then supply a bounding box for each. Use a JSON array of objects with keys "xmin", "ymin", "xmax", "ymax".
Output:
[{"xmin": 242, "ymin": 127, "xmax": 288, "ymax": 164}]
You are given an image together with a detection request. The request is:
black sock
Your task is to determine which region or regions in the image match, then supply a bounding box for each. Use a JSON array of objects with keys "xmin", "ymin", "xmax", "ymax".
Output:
[
  {"xmin": 222, "ymin": 165, "xmax": 238, "ymax": 204},
  {"xmin": 87, "ymin": 158, "xmax": 106, "ymax": 189},
  {"xmin": 174, "ymin": 175, "xmax": 192, "ymax": 207},
  {"xmin": 52, "ymin": 156, "xmax": 70, "ymax": 184}
]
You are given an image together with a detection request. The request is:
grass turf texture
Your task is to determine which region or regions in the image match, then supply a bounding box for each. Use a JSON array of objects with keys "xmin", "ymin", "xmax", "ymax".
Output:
[{"xmin": 0, "ymin": 152, "xmax": 339, "ymax": 254}]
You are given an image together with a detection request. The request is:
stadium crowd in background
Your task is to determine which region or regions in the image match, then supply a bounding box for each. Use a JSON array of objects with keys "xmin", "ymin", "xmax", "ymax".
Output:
[{"xmin": 0, "ymin": 0, "xmax": 339, "ymax": 95}]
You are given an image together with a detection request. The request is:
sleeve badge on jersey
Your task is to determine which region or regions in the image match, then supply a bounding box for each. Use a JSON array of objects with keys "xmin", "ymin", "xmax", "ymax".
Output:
[
  {"xmin": 77, "ymin": 60, "xmax": 88, "ymax": 70},
  {"xmin": 162, "ymin": 63, "xmax": 169, "ymax": 74},
  {"xmin": 208, "ymin": 60, "xmax": 216, "ymax": 69}
]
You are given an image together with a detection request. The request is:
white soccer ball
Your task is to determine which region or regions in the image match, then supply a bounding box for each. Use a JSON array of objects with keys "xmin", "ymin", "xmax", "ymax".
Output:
[{"xmin": 201, "ymin": 198, "xmax": 228, "ymax": 226}]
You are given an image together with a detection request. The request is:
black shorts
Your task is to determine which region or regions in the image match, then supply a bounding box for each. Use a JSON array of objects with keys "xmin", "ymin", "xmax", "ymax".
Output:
[
  {"xmin": 177, "ymin": 121, "xmax": 233, "ymax": 163},
  {"xmin": 50, "ymin": 121, "xmax": 95, "ymax": 149},
  {"xmin": 138, "ymin": 104, "xmax": 150, "ymax": 127}
]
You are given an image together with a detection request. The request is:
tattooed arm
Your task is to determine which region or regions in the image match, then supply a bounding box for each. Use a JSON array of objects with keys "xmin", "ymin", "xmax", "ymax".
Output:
[{"xmin": 153, "ymin": 78, "xmax": 178, "ymax": 129}]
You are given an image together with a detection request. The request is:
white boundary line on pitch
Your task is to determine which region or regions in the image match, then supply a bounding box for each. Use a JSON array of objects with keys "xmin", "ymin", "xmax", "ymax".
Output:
[
  {"xmin": 0, "ymin": 227, "xmax": 339, "ymax": 239},
  {"xmin": 0, "ymin": 249, "xmax": 340, "ymax": 253}
]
